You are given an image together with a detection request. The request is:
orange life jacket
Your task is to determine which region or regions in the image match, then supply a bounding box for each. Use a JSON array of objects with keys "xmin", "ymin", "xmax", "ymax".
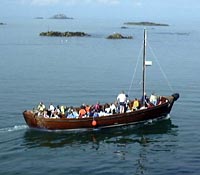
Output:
[{"xmin": 79, "ymin": 109, "xmax": 86, "ymax": 117}]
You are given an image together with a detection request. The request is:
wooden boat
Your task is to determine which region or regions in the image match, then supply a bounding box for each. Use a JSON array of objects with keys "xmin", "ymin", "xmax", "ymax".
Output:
[{"xmin": 23, "ymin": 30, "xmax": 179, "ymax": 131}]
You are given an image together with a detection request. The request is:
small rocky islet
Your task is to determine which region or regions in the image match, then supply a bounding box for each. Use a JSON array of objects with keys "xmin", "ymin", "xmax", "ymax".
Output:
[
  {"xmin": 39, "ymin": 31, "xmax": 91, "ymax": 37},
  {"xmin": 39, "ymin": 31, "xmax": 133, "ymax": 39},
  {"xmin": 106, "ymin": 33, "xmax": 133, "ymax": 39},
  {"xmin": 38, "ymin": 21, "xmax": 170, "ymax": 39},
  {"xmin": 38, "ymin": 20, "xmax": 169, "ymax": 39},
  {"xmin": 124, "ymin": 21, "xmax": 169, "ymax": 26},
  {"xmin": 49, "ymin": 14, "xmax": 73, "ymax": 19}
]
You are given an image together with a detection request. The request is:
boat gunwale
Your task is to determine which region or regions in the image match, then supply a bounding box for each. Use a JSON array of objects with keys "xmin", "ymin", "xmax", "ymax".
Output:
[{"xmin": 23, "ymin": 98, "xmax": 170, "ymax": 123}]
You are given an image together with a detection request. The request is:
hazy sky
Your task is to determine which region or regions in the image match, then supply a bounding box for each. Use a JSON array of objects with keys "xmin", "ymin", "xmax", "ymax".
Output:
[{"xmin": 1, "ymin": 0, "xmax": 199, "ymax": 22}]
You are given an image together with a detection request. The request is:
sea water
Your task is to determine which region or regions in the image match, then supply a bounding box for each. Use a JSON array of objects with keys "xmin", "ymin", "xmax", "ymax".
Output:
[{"xmin": 0, "ymin": 17, "xmax": 200, "ymax": 175}]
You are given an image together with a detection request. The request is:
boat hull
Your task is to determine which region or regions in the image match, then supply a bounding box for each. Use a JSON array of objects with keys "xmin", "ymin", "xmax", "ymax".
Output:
[{"xmin": 23, "ymin": 94, "xmax": 179, "ymax": 131}]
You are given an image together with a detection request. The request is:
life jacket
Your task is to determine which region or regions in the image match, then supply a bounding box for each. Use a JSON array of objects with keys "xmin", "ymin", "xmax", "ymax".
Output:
[{"xmin": 79, "ymin": 109, "xmax": 86, "ymax": 117}]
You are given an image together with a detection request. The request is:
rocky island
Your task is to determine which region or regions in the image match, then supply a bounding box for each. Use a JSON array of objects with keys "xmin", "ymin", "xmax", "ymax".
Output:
[
  {"xmin": 35, "ymin": 17, "xmax": 44, "ymax": 19},
  {"xmin": 107, "ymin": 33, "xmax": 133, "ymax": 39},
  {"xmin": 0, "ymin": 22, "xmax": 6, "ymax": 25},
  {"xmin": 124, "ymin": 21, "xmax": 169, "ymax": 26},
  {"xmin": 40, "ymin": 31, "xmax": 90, "ymax": 37},
  {"xmin": 50, "ymin": 14, "xmax": 73, "ymax": 19},
  {"xmin": 121, "ymin": 26, "xmax": 129, "ymax": 29}
]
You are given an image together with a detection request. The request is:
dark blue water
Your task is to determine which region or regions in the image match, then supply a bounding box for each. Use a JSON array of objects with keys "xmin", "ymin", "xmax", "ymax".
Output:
[{"xmin": 0, "ymin": 18, "xmax": 199, "ymax": 175}]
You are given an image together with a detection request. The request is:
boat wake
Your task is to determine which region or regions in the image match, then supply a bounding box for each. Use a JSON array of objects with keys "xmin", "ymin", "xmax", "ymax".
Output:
[
  {"xmin": 141, "ymin": 114, "xmax": 170, "ymax": 125},
  {"xmin": 0, "ymin": 125, "xmax": 28, "ymax": 133}
]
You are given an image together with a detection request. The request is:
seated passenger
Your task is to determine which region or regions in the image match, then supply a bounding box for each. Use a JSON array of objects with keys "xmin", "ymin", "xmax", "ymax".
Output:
[
  {"xmin": 150, "ymin": 93, "xmax": 158, "ymax": 106},
  {"xmin": 48, "ymin": 103, "xmax": 55, "ymax": 117},
  {"xmin": 110, "ymin": 103, "xmax": 116, "ymax": 114},
  {"xmin": 54, "ymin": 105, "xmax": 61, "ymax": 117},
  {"xmin": 132, "ymin": 98, "xmax": 140, "ymax": 111},
  {"xmin": 60, "ymin": 105, "xmax": 66, "ymax": 115},
  {"xmin": 37, "ymin": 102, "xmax": 46, "ymax": 116},
  {"xmin": 51, "ymin": 113, "xmax": 59, "ymax": 119},
  {"xmin": 85, "ymin": 105, "xmax": 91, "ymax": 115},
  {"xmin": 43, "ymin": 110, "xmax": 49, "ymax": 118},
  {"xmin": 93, "ymin": 110, "xmax": 99, "ymax": 117},
  {"xmin": 157, "ymin": 96, "xmax": 162, "ymax": 105},
  {"xmin": 104, "ymin": 103, "xmax": 111, "ymax": 113},
  {"xmin": 79, "ymin": 106, "xmax": 87, "ymax": 118},
  {"xmin": 105, "ymin": 106, "xmax": 111, "ymax": 113},
  {"xmin": 94, "ymin": 102, "xmax": 100, "ymax": 112},
  {"xmin": 66, "ymin": 108, "xmax": 79, "ymax": 118}
]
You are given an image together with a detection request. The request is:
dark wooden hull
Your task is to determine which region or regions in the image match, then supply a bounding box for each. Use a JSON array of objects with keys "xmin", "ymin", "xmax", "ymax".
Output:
[{"xmin": 23, "ymin": 94, "xmax": 179, "ymax": 131}]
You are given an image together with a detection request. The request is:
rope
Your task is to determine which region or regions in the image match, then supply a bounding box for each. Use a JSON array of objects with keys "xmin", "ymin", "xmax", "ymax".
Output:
[
  {"xmin": 128, "ymin": 37, "xmax": 174, "ymax": 98},
  {"xmin": 147, "ymin": 41, "xmax": 174, "ymax": 92},
  {"xmin": 128, "ymin": 44, "xmax": 143, "ymax": 97}
]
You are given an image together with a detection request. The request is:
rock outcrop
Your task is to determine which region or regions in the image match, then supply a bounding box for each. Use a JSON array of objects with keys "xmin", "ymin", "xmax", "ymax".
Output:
[
  {"xmin": 40, "ymin": 31, "xmax": 90, "ymax": 37},
  {"xmin": 124, "ymin": 21, "xmax": 169, "ymax": 26},
  {"xmin": 50, "ymin": 14, "xmax": 73, "ymax": 19},
  {"xmin": 107, "ymin": 33, "xmax": 133, "ymax": 39}
]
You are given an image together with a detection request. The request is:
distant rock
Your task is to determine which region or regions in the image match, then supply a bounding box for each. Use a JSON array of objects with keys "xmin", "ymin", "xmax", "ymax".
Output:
[
  {"xmin": 35, "ymin": 17, "xmax": 44, "ymax": 19},
  {"xmin": 0, "ymin": 22, "xmax": 6, "ymax": 25},
  {"xmin": 121, "ymin": 26, "xmax": 128, "ymax": 29},
  {"xmin": 40, "ymin": 31, "xmax": 90, "ymax": 37},
  {"xmin": 107, "ymin": 33, "xmax": 133, "ymax": 39},
  {"xmin": 50, "ymin": 14, "xmax": 73, "ymax": 19},
  {"xmin": 124, "ymin": 21, "xmax": 169, "ymax": 26}
]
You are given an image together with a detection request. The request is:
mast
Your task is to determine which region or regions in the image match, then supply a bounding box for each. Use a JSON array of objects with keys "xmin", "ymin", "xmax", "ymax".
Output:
[{"xmin": 142, "ymin": 29, "xmax": 147, "ymax": 105}]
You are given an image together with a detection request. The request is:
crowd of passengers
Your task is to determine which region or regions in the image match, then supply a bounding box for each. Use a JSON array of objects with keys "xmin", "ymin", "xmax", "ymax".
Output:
[{"xmin": 35, "ymin": 91, "xmax": 164, "ymax": 119}]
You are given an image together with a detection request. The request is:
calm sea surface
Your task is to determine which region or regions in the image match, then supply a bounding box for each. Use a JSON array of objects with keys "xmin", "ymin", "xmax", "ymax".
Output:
[{"xmin": 0, "ymin": 18, "xmax": 200, "ymax": 175}]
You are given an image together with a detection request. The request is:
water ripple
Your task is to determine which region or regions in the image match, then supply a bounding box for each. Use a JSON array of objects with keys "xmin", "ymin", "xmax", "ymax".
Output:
[{"xmin": 0, "ymin": 125, "xmax": 28, "ymax": 133}]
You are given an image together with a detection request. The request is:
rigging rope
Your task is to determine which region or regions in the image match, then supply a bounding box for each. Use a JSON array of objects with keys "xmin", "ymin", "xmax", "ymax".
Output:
[
  {"xmin": 128, "ymin": 44, "xmax": 143, "ymax": 97},
  {"xmin": 128, "ymin": 39, "xmax": 174, "ymax": 97},
  {"xmin": 147, "ymin": 41, "xmax": 174, "ymax": 92}
]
